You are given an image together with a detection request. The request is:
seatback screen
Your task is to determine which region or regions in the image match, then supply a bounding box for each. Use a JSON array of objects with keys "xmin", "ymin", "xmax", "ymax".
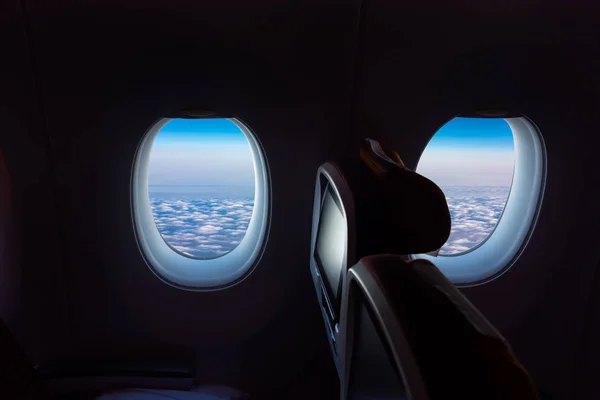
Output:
[{"xmin": 315, "ymin": 187, "xmax": 347, "ymax": 309}]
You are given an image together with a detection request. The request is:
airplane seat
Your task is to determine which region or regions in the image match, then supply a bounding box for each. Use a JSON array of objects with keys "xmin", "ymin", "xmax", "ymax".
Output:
[
  {"xmin": 353, "ymin": 139, "xmax": 451, "ymax": 258},
  {"xmin": 309, "ymin": 138, "xmax": 451, "ymax": 375},
  {"xmin": 341, "ymin": 254, "xmax": 540, "ymax": 400}
]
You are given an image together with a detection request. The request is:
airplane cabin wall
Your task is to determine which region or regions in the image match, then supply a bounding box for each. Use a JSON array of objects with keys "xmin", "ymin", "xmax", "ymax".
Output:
[
  {"xmin": 0, "ymin": 0, "xmax": 68, "ymax": 365},
  {"xmin": 21, "ymin": 0, "xmax": 361, "ymax": 396},
  {"xmin": 574, "ymin": 260, "xmax": 600, "ymax": 398},
  {"xmin": 3, "ymin": 0, "xmax": 600, "ymax": 398},
  {"xmin": 355, "ymin": 1, "xmax": 600, "ymax": 399}
]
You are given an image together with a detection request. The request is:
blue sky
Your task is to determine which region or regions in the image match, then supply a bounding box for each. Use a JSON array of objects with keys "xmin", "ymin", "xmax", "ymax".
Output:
[
  {"xmin": 148, "ymin": 119, "xmax": 255, "ymax": 188},
  {"xmin": 417, "ymin": 118, "xmax": 515, "ymax": 187},
  {"xmin": 153, "ymin": 119, "xmax": 247, "ymax": 144},
  {"xmin": 148, "ymin": 117, "xmax": 513, "ymax": 191}
]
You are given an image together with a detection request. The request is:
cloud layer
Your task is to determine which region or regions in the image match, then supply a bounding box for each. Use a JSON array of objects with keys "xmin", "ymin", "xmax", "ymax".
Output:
[
  {"xmin": 439, "ymin": 186, "xmax": 510, "ymax": 255},
  {"xmin": 150, "ymin": 197, "xmax": 254, "ymax": 258},
  {"xmin": 150, "ymin": 186, "xmax": 510, "ymax": 259}
]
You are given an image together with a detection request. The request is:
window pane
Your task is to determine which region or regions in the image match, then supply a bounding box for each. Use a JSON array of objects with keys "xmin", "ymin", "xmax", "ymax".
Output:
[
  {"xmin": 148, "ymin": 119, "xmax": 255, "ymax": 259},
  {"xmin": 416, "ymin": 118, "xmax": 514, "ymax": 255}
]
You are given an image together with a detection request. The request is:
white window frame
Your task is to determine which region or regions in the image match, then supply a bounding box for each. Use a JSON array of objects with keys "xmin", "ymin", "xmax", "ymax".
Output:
[
  {"xmin": 412, "ymin": 116, "xmax": 546, "ymax": 286},
  {"xmin": 131, "ymin": 117, "xmax": 271, "ymax": 290}
]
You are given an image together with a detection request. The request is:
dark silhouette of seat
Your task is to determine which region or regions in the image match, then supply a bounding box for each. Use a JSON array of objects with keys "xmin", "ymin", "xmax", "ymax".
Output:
[
  {"xmin": 341, "ymin": 254, "xmax": 540, "ymax": 400},
  {"xmin": 309, "ymin": 138, "xmax": 451, "ymax": 375}
]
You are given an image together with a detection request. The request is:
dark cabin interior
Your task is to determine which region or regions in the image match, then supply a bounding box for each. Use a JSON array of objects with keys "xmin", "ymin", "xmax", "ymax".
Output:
[{"xmin": 0, "ymin": 0, "xmax": 599, "ymax": 399}]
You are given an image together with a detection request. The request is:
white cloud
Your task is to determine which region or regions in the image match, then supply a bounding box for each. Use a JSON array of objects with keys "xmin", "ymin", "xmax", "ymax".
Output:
[
  {"xmin": 150, "ymin": 196, "xmax": 254, "ymax": 258},
  {"xmin": 437, "ymin": 186, "xmax": 510, "ymax": 255},
  {"xmin": 198, "ymin": 225, "xmax": 223, "ymax": 233}
]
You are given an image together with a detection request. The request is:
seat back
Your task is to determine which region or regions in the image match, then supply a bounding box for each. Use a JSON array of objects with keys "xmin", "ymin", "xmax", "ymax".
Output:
[
  {"xmin": 310, "ymin": 161, "xmax": 357, "ymax": 375},
  {"xmin": 341, "ymin": 267, "xmax": 424, "ymax": 400},
  {"xmin": 309, "ymin": 139, "xmax": 451, "ymax": 376},
  {"xmin": 341, "ymin": 254, "xmax": 540, "ymax": 400}
]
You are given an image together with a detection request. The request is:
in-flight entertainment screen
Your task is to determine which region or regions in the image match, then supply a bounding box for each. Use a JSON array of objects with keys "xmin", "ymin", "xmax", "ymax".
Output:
[{"xmin": 315, "ymin": 186, "xmax": 347, "ymax": 310}]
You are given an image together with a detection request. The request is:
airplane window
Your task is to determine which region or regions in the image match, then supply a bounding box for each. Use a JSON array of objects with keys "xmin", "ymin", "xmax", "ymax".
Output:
[
  {"xmin": 148, "ymin": 119, "xmax": 255, "ymax": 259},
  {"xmin": 132, "ymin": 117, "xmax": 270, "ymax": 290},
  {"xmin": 416, "ymin": 118, "xmax": 514, "ymax": 255},
  {"xmin": 413, "ymin": 116, "xmax": 546, "ymax": 285}
]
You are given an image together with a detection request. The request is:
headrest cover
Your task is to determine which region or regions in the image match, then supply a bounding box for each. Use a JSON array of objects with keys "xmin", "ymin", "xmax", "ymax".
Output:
[{"xmin": 335, "ymin": 138, "xmax": 451, "ymax": 256}]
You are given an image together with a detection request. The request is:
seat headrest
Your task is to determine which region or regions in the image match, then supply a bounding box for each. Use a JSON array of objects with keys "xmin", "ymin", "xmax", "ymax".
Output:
[{"xmin": 333, "ymin": 138, "xmax": 451, "ymax": 256}]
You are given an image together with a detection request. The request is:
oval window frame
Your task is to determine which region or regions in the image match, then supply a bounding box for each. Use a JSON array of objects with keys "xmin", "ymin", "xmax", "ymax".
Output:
[
  {"xmin": 412, "ymin": 116, "xmax": 546, "ymax": 286},
  {"xmin": 131, "ymin": 117, "xmax": 271, "ymax": 291}
]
